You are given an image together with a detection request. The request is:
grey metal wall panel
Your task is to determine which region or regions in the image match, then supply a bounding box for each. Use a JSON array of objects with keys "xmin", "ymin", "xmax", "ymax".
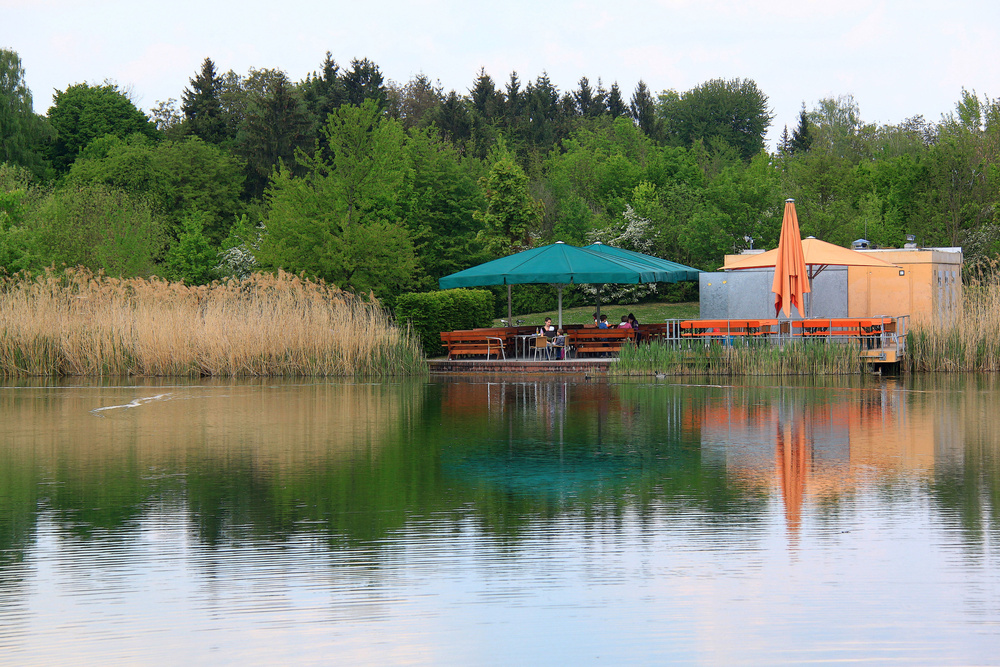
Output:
[{"xmin": 699, "ymin": 268, "xmax": 848, "ymax": 319}]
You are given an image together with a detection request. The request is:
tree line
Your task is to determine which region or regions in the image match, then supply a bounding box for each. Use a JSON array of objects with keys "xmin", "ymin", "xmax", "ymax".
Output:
[{"xmin": 2, "ymin": 47, "xmax": 998, "ymax": 307}]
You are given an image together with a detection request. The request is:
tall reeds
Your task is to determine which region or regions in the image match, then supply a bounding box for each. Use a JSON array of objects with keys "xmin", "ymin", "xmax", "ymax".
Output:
[
  {"xmin": 0, "ymin": 268, "xmax": 426, "ymax": 377},
  {"xmin": 907, "ymin": 267, "xmax": 1000, "ymax": 372},
  {"xmin": 615, "ymin": 338, "xmax": 862, "ymax": 376}
]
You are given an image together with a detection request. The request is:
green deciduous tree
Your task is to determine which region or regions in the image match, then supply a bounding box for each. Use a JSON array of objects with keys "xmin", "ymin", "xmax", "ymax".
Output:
[
  {"xmin": 0, "ymin": 49, "xmax": 52, "ymax": 176},
  {"xmin": 29, "ymin": 184, "xmax": 165, "ymax": 276},
  {"xmin": 402, "ymin": 127, "xmax": 485, "ymax": 288},
  {"xmin": 258, "ymin": 100, "xmax": 416, "ymax": 295},
  {"xmin": 475, "ymin": 141, "xmax": 544, "ymax": 256},
  {"xmin": 67, "ymin": 134, "xmax": 244, "ymax": 243},
  {"xmin": 0, "ymin": 164, "xmax": 42, "ymax": 273},
  {"xmin": 161, "ymin": 211, "xmax": 218, "ymax": 283},
  {"xmin": 46, "ymin": 83, "xmax": 159, "ymax": 172},
  {"xmin": 659, "ymin": 78, "xmax": 772, "ymax": 162}
]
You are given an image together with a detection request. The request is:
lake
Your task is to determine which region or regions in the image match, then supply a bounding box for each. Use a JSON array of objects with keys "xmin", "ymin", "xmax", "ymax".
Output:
[{"xmin": 0, "ymin": 374, "xmax": 998, "ymax": 665}]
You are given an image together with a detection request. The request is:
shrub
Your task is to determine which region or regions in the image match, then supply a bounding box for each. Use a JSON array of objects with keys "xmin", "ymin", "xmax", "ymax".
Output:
[{"xmin": 395, "ymin": 288, "xmax": 494, "ymax": 356}]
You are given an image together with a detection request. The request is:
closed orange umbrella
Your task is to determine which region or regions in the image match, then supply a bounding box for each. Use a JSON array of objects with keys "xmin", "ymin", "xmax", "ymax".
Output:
[{"xmin": 772, "ymin": 199, "xmax": 810, "ymax": 318}]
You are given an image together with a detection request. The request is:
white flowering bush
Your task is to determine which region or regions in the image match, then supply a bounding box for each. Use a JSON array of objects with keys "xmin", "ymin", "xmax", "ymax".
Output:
[
  {"xmin": 582, "ymin": 205, "xmax": 660, "ymax": 304},
  {"xmin": 216, "ymin": 216, "xmax": 263, "ymax": 280}
]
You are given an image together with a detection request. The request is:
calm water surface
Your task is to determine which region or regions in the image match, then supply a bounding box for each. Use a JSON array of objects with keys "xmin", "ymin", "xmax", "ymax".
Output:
[{"xmin": 0, "ymin": 374, "xmax": 998, "ymax": 665}]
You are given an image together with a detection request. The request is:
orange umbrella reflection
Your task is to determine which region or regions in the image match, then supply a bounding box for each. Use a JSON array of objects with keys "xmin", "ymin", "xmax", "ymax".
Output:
[
  {"xmin": 772, "ymin": 199, "xmax": 810, "ymax": 318},
  {"xmin": 776, "ymin": 417, "xmax": 810, "ymax": 534}
]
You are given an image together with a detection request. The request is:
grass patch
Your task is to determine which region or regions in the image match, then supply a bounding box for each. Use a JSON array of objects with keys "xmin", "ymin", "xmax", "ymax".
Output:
[
  {"xmin": 615, "ymin": 338, "xmax": 863, "ymax": 376},
  {"xmin": 494, "ymin": 301, "xmax": 700, "ymax": 327}
]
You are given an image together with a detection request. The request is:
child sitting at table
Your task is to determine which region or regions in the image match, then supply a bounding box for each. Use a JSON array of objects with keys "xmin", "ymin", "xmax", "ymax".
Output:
[{"xmin": 552, "ymin": 329, "xmax": 567, "ymax": 359}]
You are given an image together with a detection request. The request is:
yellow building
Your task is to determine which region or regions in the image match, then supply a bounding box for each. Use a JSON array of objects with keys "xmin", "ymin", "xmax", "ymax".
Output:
[
  {"xmin": 848, "ymin": 247, "xmax": 962, "ymax": 327},
  {"xmin": 718, "ymin": 245, "xmax": 963, "ymax": 329}
]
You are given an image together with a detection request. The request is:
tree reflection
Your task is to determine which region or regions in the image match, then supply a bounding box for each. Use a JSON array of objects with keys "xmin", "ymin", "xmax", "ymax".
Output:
[{"xmin": 0, "ymin": 376, "xmax": 997, "ymax": 556}]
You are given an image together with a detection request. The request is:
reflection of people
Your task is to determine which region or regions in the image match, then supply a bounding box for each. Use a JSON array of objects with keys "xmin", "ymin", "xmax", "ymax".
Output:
[
  {"xmin": 618, "ymin": 316, "xmax": 632, "ymax": 329},
  {"xmin": 598, "ymin": 315, "xmax": 609, "ymax": 329},
  {"xmin": 541, "ymin": 317, "xmax": 556, "ymax": 337}
]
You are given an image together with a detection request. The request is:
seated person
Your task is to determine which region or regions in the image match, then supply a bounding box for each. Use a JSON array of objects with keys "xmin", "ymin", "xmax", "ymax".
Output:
[
  {"xmin": 618, "ymin": 316, "xmax": 632, "ymax": 329},
  {"xmin": 540, "ymin": 317, "xmax": 557, "ymax": 337},
  {"xmin": 597, "ymin": 315, "xmax": 609, "ymax": 329},
  {"xmin": 628, "ymin": 312, "xmax": 641, "ymax": 341},
  {"xmin": 552, "ymin": 329, "xmax": 567, "ymax": 359}
]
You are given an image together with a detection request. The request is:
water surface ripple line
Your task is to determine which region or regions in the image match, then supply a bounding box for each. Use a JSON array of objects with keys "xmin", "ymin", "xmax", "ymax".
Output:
[{"xmin": 90, "ymin": 393, "xmax": 174, "ymax": 415}]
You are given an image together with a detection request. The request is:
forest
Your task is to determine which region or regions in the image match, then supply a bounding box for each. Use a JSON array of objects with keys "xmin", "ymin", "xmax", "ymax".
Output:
[{"xmin": 2, "ymin": 48, "xmax": 998, "ymax": 311}]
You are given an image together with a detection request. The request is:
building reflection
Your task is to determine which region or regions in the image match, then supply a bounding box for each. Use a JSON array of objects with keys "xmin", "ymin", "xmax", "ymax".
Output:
[{"xmin": 439, "ymin": 377, "xmax": 943, "ymax": 536}]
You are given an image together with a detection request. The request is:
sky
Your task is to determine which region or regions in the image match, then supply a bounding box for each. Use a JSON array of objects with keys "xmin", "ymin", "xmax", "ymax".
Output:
[{"xmin": 5, "ymin": 0, "xmax": 1000, "ymax": 149}]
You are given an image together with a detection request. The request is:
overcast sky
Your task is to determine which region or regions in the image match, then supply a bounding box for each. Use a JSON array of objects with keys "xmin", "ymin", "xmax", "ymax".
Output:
[{"xmin": 5, "ymin": 0, "xmax": 1000, "ymax": 148}]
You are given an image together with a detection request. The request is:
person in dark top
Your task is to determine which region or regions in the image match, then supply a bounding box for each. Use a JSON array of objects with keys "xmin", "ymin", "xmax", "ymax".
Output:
[
  {"xmin": 541, "ymin": 317, "xmax": 557, "ymax": 337},
  {"xmin": 628, "ymin": 312, "xmax": 642, "ymax": 342},
  {"xmin": 598, "ymin": 315, "xmax": 609, "ymax": 329}
]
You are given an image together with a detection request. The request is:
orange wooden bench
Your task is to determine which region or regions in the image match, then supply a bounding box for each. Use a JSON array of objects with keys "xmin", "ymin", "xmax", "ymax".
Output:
[
  {"xmin": 680, "ymin": 319, "xmax": 777, "ymax": 337},
  {"xmin": 566, "ymin": 328, "xmax": 636, "ymax": 356},
  {"xmin": 440, "ymin": 330, "xmax": 508, "ymax": 359}
]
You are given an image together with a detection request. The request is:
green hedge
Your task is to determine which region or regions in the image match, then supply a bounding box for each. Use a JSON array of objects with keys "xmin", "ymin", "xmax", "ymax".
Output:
[{"xmin": 395, "ymin": 288, "xmax": 495, "ymax": 357}]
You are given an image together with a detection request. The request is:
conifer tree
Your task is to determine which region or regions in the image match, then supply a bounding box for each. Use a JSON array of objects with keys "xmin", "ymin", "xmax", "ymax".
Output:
[
  {"xmin": 790, "ymin": 104, "xmax": 813, "ymax": 154},
  {"xmin": 238, "ymin": 74, "xmax": 312, "ymax": 198},
  {"xmin": 182, "ymin": 58, "xmax": 227, "ymax": 144},
  {"xmin": 606, "ymin": 82, "xmax": 627, "ymax": 119},
  {"xmin": 630, "ymin": 80, "xmax": 660, "ymax": 140},
  {"xmin": 300, "ymin": 52, "xmax": 345, "ymax": 125},
  {"xmin": 343, "ymin": 58, "xmax": 386, "ymax": 110}
]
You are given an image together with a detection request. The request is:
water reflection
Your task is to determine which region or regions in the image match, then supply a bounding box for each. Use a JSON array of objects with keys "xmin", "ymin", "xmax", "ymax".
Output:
[{"xmin": 0, "ymin": 375, "xmax": 998, "ymax": 663}]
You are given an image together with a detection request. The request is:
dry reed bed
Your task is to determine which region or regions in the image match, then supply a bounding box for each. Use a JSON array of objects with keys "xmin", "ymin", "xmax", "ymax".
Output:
[
  {"xmin": 0, "ymin": 268, "xmax": 426, "ymax": 377},
  {"xmin": 908, "ymin": 274, "xmax": 1000, "ymax": 372}
]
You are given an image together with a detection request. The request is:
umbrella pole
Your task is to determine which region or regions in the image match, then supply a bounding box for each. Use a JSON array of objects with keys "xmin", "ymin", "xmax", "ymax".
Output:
[
  {"xmin": 595, "ymin": 284, "xmax": 602, "ymax": 321},
  {"xmin": 507, "ymin": 284, "xmax": 512, "ymax": 323},
  {"xmin": 557, "ymin": 285, "xmax": 564, "ymax": 329}
]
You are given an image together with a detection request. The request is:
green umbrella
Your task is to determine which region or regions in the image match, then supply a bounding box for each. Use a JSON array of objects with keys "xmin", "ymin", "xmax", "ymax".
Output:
[
  {"xmin": 438, "ymin": 242, "xmax": 682, "ymax": 327},
  {"xmin": 582, "ymin": 243, "xmax": 700, "ymax": 319},
  {"xmin": 583, "ymin": 243, "xmax": 700, "ymax": 281}
]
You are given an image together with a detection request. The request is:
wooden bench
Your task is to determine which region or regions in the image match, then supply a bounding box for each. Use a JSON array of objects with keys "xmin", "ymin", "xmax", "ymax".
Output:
[
  {"xmin": 792, "ymin": 318, "xmax": 887, "ymax": 338},
  {"xmin": 680, "ymin": 319, "xmax": 777, "ymax": 337},
  {"xmin": 791, "ymin": 318, "xmax": 893, "ymax": 349},
  {"xmin": 440, "ymin": 330, "xmax": 507, "ymax": 359},
  {"xmin": 635, "ymin": 322, "xmax": 681, "ymax": 342},
  {"xmin": 566, "ymin": 328, "xmax": 636, "ymax": 357}
]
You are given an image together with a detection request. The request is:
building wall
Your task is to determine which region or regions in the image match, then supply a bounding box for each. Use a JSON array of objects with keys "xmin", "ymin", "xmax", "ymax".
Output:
[
  {"xmin": 704, "ymin": 248, "xmax": 962, "ymax": 326},
  {"xmin": 700, "ymin": 268, "xmax": 847, "ymax": 319},
  {"xmin": 847, "ymin": 248, "xmax": 962, "ymax": 327}
]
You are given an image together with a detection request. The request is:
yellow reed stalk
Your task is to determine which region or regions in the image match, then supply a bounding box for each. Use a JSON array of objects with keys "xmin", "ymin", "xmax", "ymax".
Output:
[{"xmin": 0, "ymin": 268, "xmax": 426, "ymax": 377}]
